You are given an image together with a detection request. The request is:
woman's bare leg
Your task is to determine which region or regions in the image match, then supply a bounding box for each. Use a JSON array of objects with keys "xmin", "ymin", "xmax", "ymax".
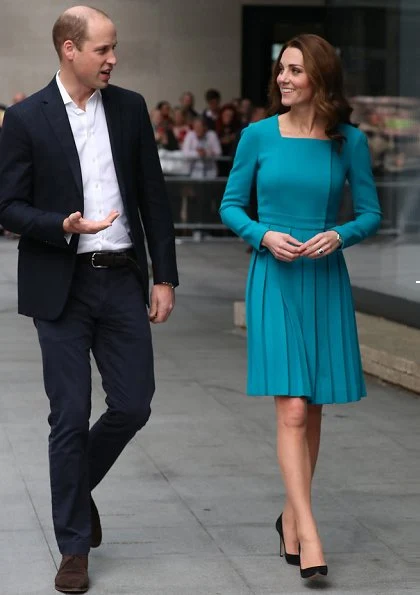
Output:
[
  {"xmin": 275, "ymin": 397, "xmax": 325, "ymax": 568},
  {"xmin": 281, "ymin": 404, "xmax": 322, "ymax": 553},
  {"xmin": 281, "ymin": 404, "xmax": 323, "ymax": 554}
]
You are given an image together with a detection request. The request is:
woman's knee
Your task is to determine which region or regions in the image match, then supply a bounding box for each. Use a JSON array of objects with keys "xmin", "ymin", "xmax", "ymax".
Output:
[{"xmin": 277, "ymin": 396, "xmax": 307, "ymax": 429}]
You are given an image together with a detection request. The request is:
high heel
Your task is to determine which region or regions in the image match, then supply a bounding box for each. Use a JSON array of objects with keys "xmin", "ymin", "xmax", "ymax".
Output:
[
  {"xmin": 275, "ymin": 514, "xmax": 300, "ymax": 566},
  {"xmin": 300, "ymin": 565, "xmax": 328, "ymax": 579},
  {"xmin": 299, "ymin": 545, "xmax": 328, "ymax": 579}
]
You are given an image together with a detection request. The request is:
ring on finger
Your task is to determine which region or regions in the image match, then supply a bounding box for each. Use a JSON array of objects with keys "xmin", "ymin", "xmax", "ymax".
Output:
[{"xmin": 317, "ymin": 247, "xmax": 325, "ymax": 255}]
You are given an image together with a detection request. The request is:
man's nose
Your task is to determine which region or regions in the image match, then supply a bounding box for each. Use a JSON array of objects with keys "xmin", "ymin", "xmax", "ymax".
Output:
[{"xmin": 108, "ymin": 51, "xmax": 117, "ymax": 65}]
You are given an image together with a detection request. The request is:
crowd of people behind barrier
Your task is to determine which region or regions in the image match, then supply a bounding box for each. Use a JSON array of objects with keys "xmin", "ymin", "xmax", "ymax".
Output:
[{"xmin": 151, "ymin": 89, "xmax": 267, "ymax": 178}]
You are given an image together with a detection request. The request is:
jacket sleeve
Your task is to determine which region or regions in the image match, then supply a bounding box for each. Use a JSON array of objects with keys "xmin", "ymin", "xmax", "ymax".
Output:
[
  {"xmin": 219, "ymin": 125, "xmax": 270, "ymax": 251},
  {"xmin": 137, "ymin": 96, "xmax": 179, "ymax": 287},
  {"xmin": 0, "ymin": 108, "xmax": 69, "ymax": 248},
  {"xmin": 330, "ymin": 131, "xmax": 382, "ymax": 249}
]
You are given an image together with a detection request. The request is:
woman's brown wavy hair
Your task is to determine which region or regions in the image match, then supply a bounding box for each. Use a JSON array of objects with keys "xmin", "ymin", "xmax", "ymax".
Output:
[{"xmin": 268, "ymin": 34, "xmax": 355, "ymax": 149}]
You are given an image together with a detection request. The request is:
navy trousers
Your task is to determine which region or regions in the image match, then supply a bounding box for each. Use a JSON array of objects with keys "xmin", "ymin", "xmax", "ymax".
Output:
[{"xmin": 35, "ymin": 262, "xmax": 155, "ymax": 554}]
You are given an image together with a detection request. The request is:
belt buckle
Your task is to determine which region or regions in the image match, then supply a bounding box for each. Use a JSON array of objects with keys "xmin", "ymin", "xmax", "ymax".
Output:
[{"xmin": 91, "ymin": 252, "xmax": 109, "ymax": 269}]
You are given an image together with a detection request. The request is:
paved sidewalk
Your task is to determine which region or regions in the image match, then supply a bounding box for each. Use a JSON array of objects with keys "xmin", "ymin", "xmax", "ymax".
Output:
[{"xmin": 0, "ymin": 238, "xmax": 419, "ymax": 594}]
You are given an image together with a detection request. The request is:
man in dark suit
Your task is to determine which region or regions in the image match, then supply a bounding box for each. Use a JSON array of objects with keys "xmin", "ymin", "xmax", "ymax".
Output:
[{"xmin": 0, "ymin": 6, "xmax": 178, "ymax": 592}]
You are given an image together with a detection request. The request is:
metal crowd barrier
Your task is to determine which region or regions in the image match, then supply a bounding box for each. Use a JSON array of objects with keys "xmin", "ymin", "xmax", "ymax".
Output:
[{"xmin": 160, "ymin": 151, "xmax": 236, "ymax": 240}]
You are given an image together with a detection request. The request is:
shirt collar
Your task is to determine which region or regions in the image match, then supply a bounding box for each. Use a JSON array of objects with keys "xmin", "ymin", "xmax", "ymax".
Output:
[{"xmin": 55, "ymin": 71, "xmax": 101, "ymax": 108}]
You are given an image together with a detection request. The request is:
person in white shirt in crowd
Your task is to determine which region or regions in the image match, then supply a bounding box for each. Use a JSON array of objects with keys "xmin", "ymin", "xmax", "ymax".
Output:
[{"xmin": 182, "ymin": 116, "xmax": 222, "ymax": 178}]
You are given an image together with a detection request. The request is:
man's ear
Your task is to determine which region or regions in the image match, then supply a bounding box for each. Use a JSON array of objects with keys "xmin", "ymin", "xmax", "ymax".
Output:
[{"xmin": 62, "ymin": 40, "xmax": 76, "ymax": 61}]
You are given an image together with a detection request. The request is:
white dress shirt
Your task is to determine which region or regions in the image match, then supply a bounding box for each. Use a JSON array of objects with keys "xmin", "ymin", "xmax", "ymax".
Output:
[
  {"xmin": 56, "ymin": 73, "xmax": 132, "ymax": 254},
  {"xmin": 182, "ymin": 130, "xmax": 222, "ymax": 179}
]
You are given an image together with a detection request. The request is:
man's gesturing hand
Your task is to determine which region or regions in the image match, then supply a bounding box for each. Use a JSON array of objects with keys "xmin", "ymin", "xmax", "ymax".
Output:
[{"xmin": 63, "ymin": 210, "xmax": 120, "ymax": 234}]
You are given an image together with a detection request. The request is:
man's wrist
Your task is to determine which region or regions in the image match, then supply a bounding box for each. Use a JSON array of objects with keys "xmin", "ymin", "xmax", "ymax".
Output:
[{"xmin": 156, "ymin": 282, "xmax": 175, "ymax": 289}]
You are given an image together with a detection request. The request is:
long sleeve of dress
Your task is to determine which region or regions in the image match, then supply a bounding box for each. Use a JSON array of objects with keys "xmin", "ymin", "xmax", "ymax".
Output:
[
  {"xmin": 219, "ymin": 125, "xmax": 270, "ymax": 251},
  {"xmin": 330, "ymin": 131, "xmax": 382, "ymax": 248}
]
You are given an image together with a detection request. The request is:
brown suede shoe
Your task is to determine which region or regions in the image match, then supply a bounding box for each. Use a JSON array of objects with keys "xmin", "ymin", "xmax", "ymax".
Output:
[
  {"xmin": 55, "ymin": 555, "xmax": 89, "ymax": 593},
  {"xmin": 90, "ymin": 496, "xmax": 102, "ymax": 548}
]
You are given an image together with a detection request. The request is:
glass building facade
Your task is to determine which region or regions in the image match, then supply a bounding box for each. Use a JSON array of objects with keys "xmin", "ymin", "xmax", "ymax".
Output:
[
  {"xmin": 327, "ymin": 0, "xmax": 420, "ymax": 238},
  {"xmin": 328, "ymin": 0, "xmax": 420, "ymax": 325}
]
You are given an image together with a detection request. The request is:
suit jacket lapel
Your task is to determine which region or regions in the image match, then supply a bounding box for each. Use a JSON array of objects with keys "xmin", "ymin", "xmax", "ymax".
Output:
[
  {"xmin": 41, "ymin": 79, "xmax": 84, "ymax": 207},
  {"xmin": 101, "ymin": 88, "xmax": 128, "ymax": 203}
]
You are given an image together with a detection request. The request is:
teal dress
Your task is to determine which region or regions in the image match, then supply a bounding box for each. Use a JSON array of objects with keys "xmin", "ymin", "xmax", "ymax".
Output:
[{"xmin": 219, "ymin": 115, "xmax": 382, "ymax": 404}]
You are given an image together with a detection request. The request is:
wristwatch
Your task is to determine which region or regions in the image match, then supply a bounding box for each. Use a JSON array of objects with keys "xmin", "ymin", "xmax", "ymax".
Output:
[{"xmin": 336, "ymin": 232, "xmax": 343, "ymax": 248}]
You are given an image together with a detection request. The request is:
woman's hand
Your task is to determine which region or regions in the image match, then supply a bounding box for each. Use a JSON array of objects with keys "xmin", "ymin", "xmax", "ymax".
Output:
[
  {"xmin": 299, "ymin": 231, "xmax": 340, "ymax": 259},
  {"xmin": 261, "ymin": 231, "xmax": 303, "ymax": 262}
]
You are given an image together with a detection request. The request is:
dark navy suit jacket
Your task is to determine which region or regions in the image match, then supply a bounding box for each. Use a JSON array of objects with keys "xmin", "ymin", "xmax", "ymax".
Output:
[{"xmin": 0, "ymin": 78, "xmax": 178, "ymax": 319}]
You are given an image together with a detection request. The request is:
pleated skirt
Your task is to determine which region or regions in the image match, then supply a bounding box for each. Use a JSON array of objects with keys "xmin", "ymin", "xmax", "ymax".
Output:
[{"xmin": 246, "ymin": 226, "xmax": 366, "ymax": 404}]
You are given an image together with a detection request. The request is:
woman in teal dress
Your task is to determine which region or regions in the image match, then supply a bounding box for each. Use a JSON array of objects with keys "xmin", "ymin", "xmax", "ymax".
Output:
[{"xmin": 219, "ymin": 34, "xmax": 381, "ymax": 581}]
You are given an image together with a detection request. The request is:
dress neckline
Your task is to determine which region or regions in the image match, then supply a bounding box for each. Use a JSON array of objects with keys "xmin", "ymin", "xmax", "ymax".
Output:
[{"xmin": 276, "ymin": 115, "xmax": 331, "ymax": 142}]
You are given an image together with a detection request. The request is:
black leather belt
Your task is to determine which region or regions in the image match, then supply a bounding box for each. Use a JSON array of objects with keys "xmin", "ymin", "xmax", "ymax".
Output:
[{"xmin": 77, "ymin": 249, "xmax": 137, "ymax": 269}]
